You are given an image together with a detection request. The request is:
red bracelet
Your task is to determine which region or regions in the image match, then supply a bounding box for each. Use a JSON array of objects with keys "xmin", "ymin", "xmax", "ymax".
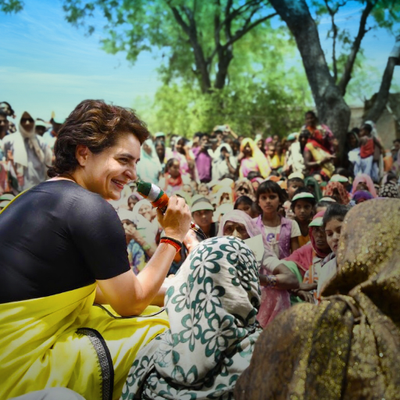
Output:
[{"xmin": 160, "ymin": 238, "xmax": 182, "ymax": 253}]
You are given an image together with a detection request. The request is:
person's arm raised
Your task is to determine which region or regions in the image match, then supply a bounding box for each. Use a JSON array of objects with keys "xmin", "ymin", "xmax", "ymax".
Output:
[{"xmin": 96, "ymin": 196, "xmax": 191, "ymax": 316}]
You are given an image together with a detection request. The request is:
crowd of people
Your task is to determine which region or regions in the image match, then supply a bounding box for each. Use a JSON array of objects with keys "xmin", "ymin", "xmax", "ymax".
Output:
[{"xmin": 0, "ymin": 99, "xmax": 399, "ymax": 400}]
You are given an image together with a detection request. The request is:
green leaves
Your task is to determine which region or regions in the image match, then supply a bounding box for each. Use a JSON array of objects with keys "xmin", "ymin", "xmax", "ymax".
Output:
[{"xmin": 0, "ymin": 0, "xmax": 24, "ymax": 14}]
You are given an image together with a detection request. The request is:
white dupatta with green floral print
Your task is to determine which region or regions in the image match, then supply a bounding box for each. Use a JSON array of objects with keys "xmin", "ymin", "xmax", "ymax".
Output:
[{"xmin": 121, "ymin": 236, "xmax": 262, "ymax": 400}]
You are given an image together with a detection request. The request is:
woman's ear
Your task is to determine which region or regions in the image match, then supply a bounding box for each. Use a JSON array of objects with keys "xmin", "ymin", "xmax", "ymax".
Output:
[{"xmin": 75, "ymin": 145, "xmax": 89, "ymax": 167}]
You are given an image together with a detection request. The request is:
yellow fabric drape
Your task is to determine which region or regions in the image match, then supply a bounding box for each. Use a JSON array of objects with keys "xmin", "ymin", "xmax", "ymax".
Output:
[
  {"xmin": 305, "ymin": 142, "xmax": 335, "ymax": 178},
  {"xmin": 0, "ymin": 284, "xmax": 169, "ymax": 400},
  {"xmin": 240, "ymin": 138, "xmax": 271, "ymax": 178}
]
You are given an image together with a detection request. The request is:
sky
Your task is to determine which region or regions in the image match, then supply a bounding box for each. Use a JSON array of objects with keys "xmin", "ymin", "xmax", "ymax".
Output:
[{"xmin": 1, "ymin": 0, "xmax": 399, "ymax": 122}]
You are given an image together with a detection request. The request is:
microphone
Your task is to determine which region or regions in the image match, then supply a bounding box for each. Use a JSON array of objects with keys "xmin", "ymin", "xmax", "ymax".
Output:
[{"xmin": 135, "ymin": 180, "xmax": 207, "ymax": 240}]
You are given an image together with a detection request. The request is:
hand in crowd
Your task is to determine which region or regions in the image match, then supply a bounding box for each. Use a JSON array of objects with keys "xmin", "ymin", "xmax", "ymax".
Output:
[
  {"xmin": 182, "ymin": 229, "xmax": 200, "ymax": 253},
  {"xmin": 157, "ymin": 195, "xmax": 191, "ymax": 242},
  {"xmin": 123, "ymin": 224, "xmax": 142, "ymax": 244}
]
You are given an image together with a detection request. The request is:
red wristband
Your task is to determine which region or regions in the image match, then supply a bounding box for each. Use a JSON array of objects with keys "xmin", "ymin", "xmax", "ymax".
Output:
[{"xmin": 160, "ymin": 238, "xmax": 182, "ymax": 253}]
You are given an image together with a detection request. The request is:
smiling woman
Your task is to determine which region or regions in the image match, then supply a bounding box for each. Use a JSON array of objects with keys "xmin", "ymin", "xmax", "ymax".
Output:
[{"xmin": 0, "ymin": 100, "xmax": 192, "ymax": 400}]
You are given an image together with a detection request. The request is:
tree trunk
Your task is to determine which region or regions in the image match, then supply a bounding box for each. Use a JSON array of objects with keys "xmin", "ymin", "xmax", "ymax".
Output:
[
  {"xmin": 364, "ymin": 37, "xmax": 400, "ymax": 122},
  {"xmin": 269, "ymin": 0, "xmax": 351, "ymax": 165}
]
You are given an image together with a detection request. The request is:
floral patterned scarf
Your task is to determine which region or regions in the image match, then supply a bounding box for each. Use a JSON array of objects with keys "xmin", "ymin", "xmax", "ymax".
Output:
[{"xmin": 121, "ymin": 236, "xmax": 262, "ymax": 400}]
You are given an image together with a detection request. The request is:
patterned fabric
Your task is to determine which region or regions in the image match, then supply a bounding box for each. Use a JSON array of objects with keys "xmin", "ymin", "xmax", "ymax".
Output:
[
  {"xmin": 218, "ymin": 210, "xmax": 290, "ymax": 328},
  {"xmin": 379, "ymin": 182, "xmax": 399, "ymax": 198},
  {"xmin": 121, "ymin": 236, "xmax": 262, "ymax": 400},
  {"xmin": 235, "ymin": 199, "xmax": 400, "ymax": 400}
]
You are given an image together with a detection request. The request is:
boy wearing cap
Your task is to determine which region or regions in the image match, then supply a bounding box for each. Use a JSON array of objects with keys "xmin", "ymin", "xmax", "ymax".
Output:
[
  {"xmin": 291, "ymin": 189, "xmax": 316, "ymax": 247},
  {"xmin": 191, "ymin": 200, "xmax": 218, "ymax": 238}
]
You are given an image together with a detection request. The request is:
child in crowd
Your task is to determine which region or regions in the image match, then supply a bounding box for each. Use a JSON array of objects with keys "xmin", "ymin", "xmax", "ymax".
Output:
[
  {"xmin": 286, "ymin": 174, "xmax": 305, "ymax": 200},
  {"xmin": 317, "ymin": 203, "xmax": 349, "ymax": 298},
  {"xmin": 283, "ymin": 173, "xmax": 305, "ymax": 219},
  {"xmin": 283, "ymin": 211, "xmax": 332, "ymax": 304},
  {"xmin": 159, "ymin": 158, "xmax": 186, "ymax": 196},
  {"xmin": 234, "ymin": 195, "xmax": 256, "ymax": 217},
  {"xmin": 254, "ymin": 181, "xmax": 300, "ymax": 259},
  {"xmin": 291, "ymin": 190, "xmax": 316, "ymax": 247}
]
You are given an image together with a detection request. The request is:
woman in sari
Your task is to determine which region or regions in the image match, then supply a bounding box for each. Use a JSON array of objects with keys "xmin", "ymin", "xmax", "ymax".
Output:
[
  {"xmin": 0, "ymin": 100, "xmax": 192, "ymax": 400},
  {"xmin": 234, "ymin": 177, "xmax": 256, "ymax": 201},
  {"xmin": 301, "ymin": 111, "xmax": 336, "ymax": 179},
  {"xmin": 238, "ymin": 138, "xmax": 271, "ymax": 179},
  {"xmin": 235, "ymin": 199, "xmax": 400, "ymax": 400},
  {"xmin": 324, "ymin": 181, "xmax": 350, "ymax": 205},
  {"xmin": 121, "ymin": 236, "xmax": 263, "ymax": 399},
  {"xmin": 351, "ymin": 173, "xmax": 378, "ymax": 198},
  {"xmin": 136, "ymin": 138, "xmax": 162, "ymax": 184}
]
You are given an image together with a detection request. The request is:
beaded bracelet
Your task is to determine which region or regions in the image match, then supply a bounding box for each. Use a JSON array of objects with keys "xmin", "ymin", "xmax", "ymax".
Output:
[
  {"xmin": 160, "ymin": 237, "xmax": 182, "ymax": 253},
  {"xmin": 263, "ymin": 275, "xmax": 278, "ymax": 288}
]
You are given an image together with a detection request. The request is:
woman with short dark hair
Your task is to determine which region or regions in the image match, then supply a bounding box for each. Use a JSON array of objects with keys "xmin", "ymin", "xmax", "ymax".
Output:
[{"xmin": 0, "ymin": 99, "xmax": 192, "ymax": 399}]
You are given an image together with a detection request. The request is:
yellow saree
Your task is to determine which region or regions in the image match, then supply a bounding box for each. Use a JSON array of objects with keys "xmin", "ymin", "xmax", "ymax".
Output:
[{"xmin": 0, "ymin": 284, "xmax": 169, "ymax": 400}]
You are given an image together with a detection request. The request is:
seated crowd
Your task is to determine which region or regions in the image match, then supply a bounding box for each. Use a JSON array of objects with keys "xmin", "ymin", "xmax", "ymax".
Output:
[{"xmin": 0, "ymin": 100, "xmax": 399, "ymax": 400}]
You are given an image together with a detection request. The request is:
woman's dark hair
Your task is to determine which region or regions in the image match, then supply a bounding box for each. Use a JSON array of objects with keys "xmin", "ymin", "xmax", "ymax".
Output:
[
  {"xmin": 322, "ymin": 203, "xmax": 350, "ymax": 227},
  {"xmin": 234, "ymin": 195, "xmax": 253, "ymax": 209},
  {"xmin": 291, "ymin": 187, "xmax": 316, "ymax": 210},
  {"xmin": 48, "ymin": 99, "xmax": 149, "ymax": 178},
  {"xmin": 165, "ymin": 157, "xmax": 179, "ymax": 173},
  {"xmin": 256, "ymin": 181, "xmax": 287, "ymax": 205},
  {"xmin": 247, "ymin": 171, "xmax": 262, "ymax": 181},
  {"xmin": 0, "ymin": 101, "xmax": 15, "ymax": 117},
  {"xmin": 305, "ymin": 110, "xmax": 317, "ymax": 119},
  {"xmin": 154, "ymin": 139, "xmax": 165, "ymax": 163},
  {"xmin": 314, "ymin": 200, "xmax": 334, "ymax": 213}
]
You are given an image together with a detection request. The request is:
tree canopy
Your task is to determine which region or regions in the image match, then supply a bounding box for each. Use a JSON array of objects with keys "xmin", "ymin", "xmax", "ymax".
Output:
[{"xmin": 2, "ymin": 0, "xmax": 400, "ymax": 141}]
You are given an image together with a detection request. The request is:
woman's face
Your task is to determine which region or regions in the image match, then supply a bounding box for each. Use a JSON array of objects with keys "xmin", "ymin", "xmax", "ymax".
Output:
[
  {"xmin": 20, "ymin": 112, "xmax": 35, "ymax": 132},
  {"xmin": 156, "ymin": 143, "xmax": 164, "ymax": 158},
  {"xmin": 128, "ymin": 196, "xmax": 138, "ymax": 210},
  {"xmin": 325, "ymin": 218, "xmax": 343, "ymax": 255},
  {"xmin": 78, "ymin": 133, "xmax": 140, "ymax": 200},
  {"xmin": 143, "ymin": 142, "xmax": 152, "ymax": 156},
  {"xmin": 305, "ymin": 113, "xmax": 316, "ymax": 127},
  {"xmin": 267, "ymin": 145, "xmax": 275, "ymax": 158},
  {"xmin": 257, "ymin": 139, "xmax": 263, "ymax": 149},
  {"xmin": 220, "ymin": 193, "xmax": 230, "ymax": 204},
  {"xmin": 223, "ymin": 221, "xmax": 250, "ymax": 240},
  {"xmin": 138, "ymin": 203, "xmax": 152, "ymax": 221},
  {"xmin": 175, "ymin": 139, "xmax": 185, "ymax": 154},
  {"xmin": 243, "ymin": 144, "xmax": 252, "ymax": 157},
  {"xmin": 299, "ymin": 134, "xmax": 308, "ymax": 147},
  {"xmin": 311, "ymin": 226, "xmax": 330, "ymax": 252},
  {"xmin": 236, "ymin": 185, "xmax": 250, "ymax": 198}
]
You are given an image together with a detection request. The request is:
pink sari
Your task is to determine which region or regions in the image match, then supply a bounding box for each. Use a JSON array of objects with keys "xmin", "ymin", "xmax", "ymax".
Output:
[{"xmin": 218, "ymin": 210, "xmax": 290, "ymax": 328}]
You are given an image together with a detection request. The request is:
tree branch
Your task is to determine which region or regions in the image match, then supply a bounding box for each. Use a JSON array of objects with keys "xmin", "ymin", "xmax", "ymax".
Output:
[
  {"xmin": 225, "ymin": 11, "xmax": 277, "ymax": 48},
  {"xmin": 168, "ymin": 4, "xmax": 211, "ymax": 92},
  {"xmin": 364, "ymin": 36, "xmax": 400, "ymax": 122},
  {"xmin": 338, "ymin": 0, "xmax": 377, "ymax": 96}
]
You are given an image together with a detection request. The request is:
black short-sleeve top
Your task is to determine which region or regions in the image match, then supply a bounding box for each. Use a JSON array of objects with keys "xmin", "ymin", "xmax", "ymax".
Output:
[{"xmin": 0, "ymin": 180, "xmax": 130, "ymax": 303}]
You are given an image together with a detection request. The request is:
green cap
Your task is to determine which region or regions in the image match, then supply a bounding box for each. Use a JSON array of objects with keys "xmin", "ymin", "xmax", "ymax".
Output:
[
  {"xmin": 292, "ymin": 192, "xmax": 315, "ymax": 202},
  {"xmin": 191, "ymin": 201, "xmax": 214, "ymax": 213},
  {"xmin": 330, "ymin": 174, "xmax": 348, "ymax": 183}
]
